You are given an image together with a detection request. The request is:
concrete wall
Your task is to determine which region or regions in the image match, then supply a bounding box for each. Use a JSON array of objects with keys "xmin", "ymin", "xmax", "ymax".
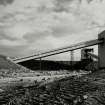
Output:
[{"xmin": 98, "ymin": 30, "xmax": 105, "ymax": 69}]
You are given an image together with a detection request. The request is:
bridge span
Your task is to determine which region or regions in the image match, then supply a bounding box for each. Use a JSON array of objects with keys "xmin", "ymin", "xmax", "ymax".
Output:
[
  {"xmin": 13, "ymin": 39, "xmax": 103, "ymax": 63},
  {"xmin": 13, "ymin": 31, "xmax": 105, "ymax": 69}
]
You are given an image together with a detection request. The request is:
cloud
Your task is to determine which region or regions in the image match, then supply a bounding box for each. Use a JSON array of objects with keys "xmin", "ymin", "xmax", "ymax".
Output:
[
  {"xmin": 79, "ymin": 0, "xmax": 105, "ymax": 26},
  {"xmin": 0, "ymin": 31, "xmax": 16, "ymax": 41},
  {"xmin": 53, "ymin": 0, "xmax": 73, "ymax": 12},
  {"xmin": 0, "ymin": 0, "xmax": 14, "ymax": 6},
  {"xmin": 51, "ymin": 12, "xmax": 88, "ymax": 37},
  {"xmin": 23, "ymin": 31, "xmax": 50, "ymax": 43},
  {"xmin": 0, "ymin": 0, "xmax": 105, "ymax": 59},
  {"xmin": 0, "ymin": 45, "xmax": 29, "ymax": 57},
  {"xmin": 0, "ymin": 39, "xmax": 26, "ymax": 46}
]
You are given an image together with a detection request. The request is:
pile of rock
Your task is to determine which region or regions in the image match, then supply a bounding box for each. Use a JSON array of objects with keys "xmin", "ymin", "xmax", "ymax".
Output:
[{"xmin": 0, "ymin": 55, "xmax": 33, "ymax": 78}]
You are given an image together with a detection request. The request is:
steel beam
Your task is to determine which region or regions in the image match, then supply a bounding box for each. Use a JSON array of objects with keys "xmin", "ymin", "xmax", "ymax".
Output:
[{"xmin": 87, "ymin": 52, "xmax": 98, "ymax": 59}]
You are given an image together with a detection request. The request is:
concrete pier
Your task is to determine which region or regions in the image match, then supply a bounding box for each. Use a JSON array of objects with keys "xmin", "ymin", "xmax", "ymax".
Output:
[{"xmin": 98, "ymin": 30, "xmax": 105, "ymax": 69}]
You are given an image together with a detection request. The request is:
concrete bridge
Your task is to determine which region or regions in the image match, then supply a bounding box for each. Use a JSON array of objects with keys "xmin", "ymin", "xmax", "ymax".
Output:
[{"xmin": 13, "ymin": 30, "xmax": 105, "ymax": 69}]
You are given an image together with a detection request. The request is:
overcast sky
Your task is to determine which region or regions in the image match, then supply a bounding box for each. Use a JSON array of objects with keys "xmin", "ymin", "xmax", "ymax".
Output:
[{"xmin": 0, "ymin": 0, "xmax": 105, "ymax": 60}]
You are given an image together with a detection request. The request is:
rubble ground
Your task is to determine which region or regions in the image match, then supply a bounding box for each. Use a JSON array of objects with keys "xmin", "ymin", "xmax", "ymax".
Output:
[{"xmin": 0, "ymin": 69, "xmax": 105, "ymax": 105}]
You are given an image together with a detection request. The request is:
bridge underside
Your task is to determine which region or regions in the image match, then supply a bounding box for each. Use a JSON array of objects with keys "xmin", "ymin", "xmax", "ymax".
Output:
[{"xmin": 18, "ymin": 60, "xmax": 79, "ymax": 71}]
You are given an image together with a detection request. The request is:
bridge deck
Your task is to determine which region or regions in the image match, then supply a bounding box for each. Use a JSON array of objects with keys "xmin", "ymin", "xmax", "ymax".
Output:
[{"xmin": 13, "ymin": 38, "xmax": 104, "ymax": 63}]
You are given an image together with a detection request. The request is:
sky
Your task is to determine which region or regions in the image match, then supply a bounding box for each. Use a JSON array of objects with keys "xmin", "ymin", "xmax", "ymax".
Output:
[{"xmin": 0, "ymin": 0, "xmax": 105, "ymax": 60}]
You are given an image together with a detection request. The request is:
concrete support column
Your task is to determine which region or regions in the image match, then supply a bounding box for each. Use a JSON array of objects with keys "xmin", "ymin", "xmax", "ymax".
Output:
[
  {"xmin": 39, "ymin": 58, "xmax": 42, "ymax": 70},
  {"xmin": 98, "ymin": 30, "xmax": 105, "ymax": 69},
  {"xmin": 70, "ymin": 51, "xmax": 74, "ymax": 69}
]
